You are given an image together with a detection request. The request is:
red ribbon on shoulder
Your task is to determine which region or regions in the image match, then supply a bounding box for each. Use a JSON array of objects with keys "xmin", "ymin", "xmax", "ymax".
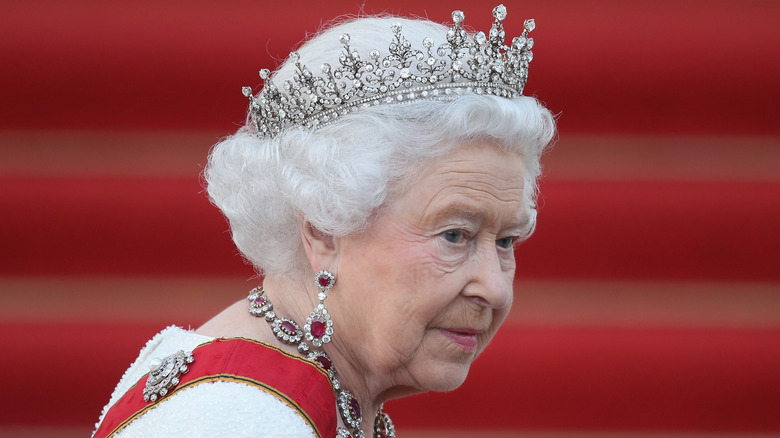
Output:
[{"xmin": 94, "ymin": 337, "xmax": 336, "ymax": 438}]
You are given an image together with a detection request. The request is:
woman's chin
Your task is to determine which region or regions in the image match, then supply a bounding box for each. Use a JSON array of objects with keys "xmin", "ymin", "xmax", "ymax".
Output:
[{"xmin": 417, "ymin": 362, "xmax": 472, "ymax": 392}]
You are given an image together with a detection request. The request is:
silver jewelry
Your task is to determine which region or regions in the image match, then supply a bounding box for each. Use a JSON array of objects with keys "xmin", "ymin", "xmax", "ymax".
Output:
[
  {"xmin": 250, "ymin": 287, "xmax": 311, "ymax": 355},
  {"xmin": 305, "ymin": 270, "xmax": 336, "ymax": 347},
  {"xmin": 374, "ymin": 405, "xmax": 395, "ymax": 438},
  {"xmin": 143, "ymin": 350, "xmax": 194, "ymax": 402},
  {"xmin": 242, "ymin": 4, "xmax": 535, "ymax": 138},
  {"xmin": 248, "ymin": 287, "xmax": 394, "ymax": 438}
]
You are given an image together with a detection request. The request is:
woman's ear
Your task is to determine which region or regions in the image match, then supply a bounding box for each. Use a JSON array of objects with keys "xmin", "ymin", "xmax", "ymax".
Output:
[{"xmin": 300, "ymin": 216, "xmax": 337, "ymax": 272}]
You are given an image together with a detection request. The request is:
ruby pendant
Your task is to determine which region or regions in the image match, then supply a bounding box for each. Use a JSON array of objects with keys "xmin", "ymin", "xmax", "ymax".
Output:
[{"xmin": 305, "ymin": 303, "xmax": 334, "ymax": 347}]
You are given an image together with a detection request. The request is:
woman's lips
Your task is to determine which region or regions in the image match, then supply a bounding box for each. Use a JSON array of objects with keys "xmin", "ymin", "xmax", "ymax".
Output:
[{"xmin": 439, "ymin": 328, "xmax": 482, "ymax": 350}]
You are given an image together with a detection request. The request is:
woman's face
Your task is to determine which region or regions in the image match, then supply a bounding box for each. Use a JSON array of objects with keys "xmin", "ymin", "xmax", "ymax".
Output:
[{"xmin": 330, "ymin": 141, "xmax": 529, "ymax": 396}]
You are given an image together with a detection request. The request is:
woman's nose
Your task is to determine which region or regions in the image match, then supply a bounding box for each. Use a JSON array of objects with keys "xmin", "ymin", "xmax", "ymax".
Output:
[{"xmin": 461, "ymin": 243, "xmax": 513, "ymax": 309}]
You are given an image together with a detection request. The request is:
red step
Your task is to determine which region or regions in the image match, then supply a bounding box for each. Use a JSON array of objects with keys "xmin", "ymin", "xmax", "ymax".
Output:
[
  {"xmin": 2, "ymin": 322, "xmax": 777, "ymax": 431},
  {"xmin": 2, "ymin": 176, "xmax": 778, "ymax": 281},
  {"xmin": 1, "ymin": 0, "xmax": 778, "ymax": 134}
]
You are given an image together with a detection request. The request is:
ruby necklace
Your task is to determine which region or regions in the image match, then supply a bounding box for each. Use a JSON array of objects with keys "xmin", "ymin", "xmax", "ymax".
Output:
[{"xmin": 248, "ymin": 287, "xmax": 395, "ymax": 438}]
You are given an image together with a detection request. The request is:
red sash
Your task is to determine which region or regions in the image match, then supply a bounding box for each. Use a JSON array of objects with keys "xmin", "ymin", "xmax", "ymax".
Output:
[{"xmin": 94, "ymin": 337, "xmax": 336, "ymax": 438}]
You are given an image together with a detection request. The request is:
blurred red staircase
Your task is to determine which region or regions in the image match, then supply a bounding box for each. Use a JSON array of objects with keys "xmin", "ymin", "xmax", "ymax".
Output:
[{"xmin": 1, "ymin": 1, "xmax": 779, "ymax": 437}]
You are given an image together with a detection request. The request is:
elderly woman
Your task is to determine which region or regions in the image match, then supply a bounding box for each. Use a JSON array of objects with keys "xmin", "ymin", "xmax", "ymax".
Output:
[{"xmin": 94, "ymin": 5, "xmax": 554, "ymax": 438}]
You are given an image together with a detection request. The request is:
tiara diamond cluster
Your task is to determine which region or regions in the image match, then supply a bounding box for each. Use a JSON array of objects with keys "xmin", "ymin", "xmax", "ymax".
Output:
[{"xmin": 243, "ymin": 4, "xmax": 536, "ymax": 138}]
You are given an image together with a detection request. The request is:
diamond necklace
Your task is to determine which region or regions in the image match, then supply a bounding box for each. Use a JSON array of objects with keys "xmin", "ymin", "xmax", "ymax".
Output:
[{"xmin": 248, "ymin": 287, "xmax": 395, "ymax": 438}]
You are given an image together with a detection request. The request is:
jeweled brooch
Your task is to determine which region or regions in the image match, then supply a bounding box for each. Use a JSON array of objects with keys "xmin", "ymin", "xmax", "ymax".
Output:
[{"xmin": 142, "ymin": 350, "xmax": 194, "ymax": 402}]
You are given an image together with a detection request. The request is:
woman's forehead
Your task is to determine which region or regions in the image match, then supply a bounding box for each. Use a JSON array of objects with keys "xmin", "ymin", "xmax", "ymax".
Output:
[{"xmin": 392, "ymin": 144, "xmax": 528, "ymax": 222}]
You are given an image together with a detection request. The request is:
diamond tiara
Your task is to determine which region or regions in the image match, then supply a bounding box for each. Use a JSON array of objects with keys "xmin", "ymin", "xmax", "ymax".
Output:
[{"xmin": 242, "ymin": 4, "xmax": 536, "ymax": 138}]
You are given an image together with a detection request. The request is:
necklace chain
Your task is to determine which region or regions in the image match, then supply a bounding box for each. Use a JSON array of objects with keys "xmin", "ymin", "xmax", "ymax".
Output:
[{"xmin": 248, "ymin": 287, "xmax": 395, "ymax": 438}]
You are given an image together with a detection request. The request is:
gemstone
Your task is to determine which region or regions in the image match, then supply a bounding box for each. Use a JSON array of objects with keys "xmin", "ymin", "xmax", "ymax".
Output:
[
  {"xmin": 475, "ymin": 31, "xmax": 486, "ymax": 45},
  {"xmin": 451, "ymin": 10, "xmax": 464, "ymax": 24},
  {"xmin": 281, "ymin": 320, "xmax": 297, "ymax": 335},
  {"xmin": 377, "ymin": 421, "xmax": 389, "ymax": 438},
  {"xmin": 390, "ymin": 22, "xmax": 402, "ymax": 33},
  {"xmin": 339, "ymin": 33, "xmax": 350, "ymax": 44},
  {"xmin": 253, "ymin": 296, "xmax": 266, "ymax": 307},
  {"xmin": 149, "ymin": 358, "xmax": 162, "ymax": 372},
  {"xmin": 318, "ymin": 275, "xmax": 331, "ymax": 288},
  {"xmin": 258, "ymin": 69, "xmax": 270, "ymax": 80},
  {"xmin": 423, "ymin": 37, "xmax": 434, "ymax": 48},
  {"xmin": 311, "ymin": 319, "xmax": 326, "ymax": 338},
  {"xmin": 349, "ymin": 397, "xmax": 361, "ymax": 419},
  {"xmin": 289, "ymin": 51, "xmax": 300, "ymax": 62},
  {"xmin": 161, "ymin": 359, "xmax": 175, "ymax": 375},
  {"xmin": 315, "ymin": 355, "xmax": 332, "ymax": 370},
  {"xmin": 524, "ymin": 18, "xmax": 536, "ymax": 32},
  {"xmin": 241, "ymin": 87, "xmax": 253, "ymax": 97},
  {"xmin": 493, "ymin": 4, "xmax": 507, "ymax": 21}
]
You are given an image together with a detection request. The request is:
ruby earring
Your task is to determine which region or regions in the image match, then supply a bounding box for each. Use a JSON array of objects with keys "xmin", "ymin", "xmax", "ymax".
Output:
[{"xmin": 304, "ymin": 270, "xmax": 335, "ymax": 347}]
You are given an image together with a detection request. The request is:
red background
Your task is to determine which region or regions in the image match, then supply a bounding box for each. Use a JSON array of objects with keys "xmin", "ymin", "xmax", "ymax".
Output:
[{"xmin": 1, "ymin": 1, "xmax": 779, "ymax": 436}]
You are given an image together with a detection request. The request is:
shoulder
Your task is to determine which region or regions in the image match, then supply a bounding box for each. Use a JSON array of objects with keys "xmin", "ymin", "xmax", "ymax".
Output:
[
  {"xmin": 95, "ymin": 332, "xmax": 335, "ymax": 438},
  {"xmin": 112, "ymin": 380, "xmax": 317, "ymax": 437},
  {"xmin": 95, "ymin": 326, "xmax": 212, "ymax": 427}
]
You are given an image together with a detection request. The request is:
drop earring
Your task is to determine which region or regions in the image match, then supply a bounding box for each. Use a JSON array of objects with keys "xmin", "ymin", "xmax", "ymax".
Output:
[{"xmin": 304, "ymin": 270, "xmax": 335, "ymax": 348}]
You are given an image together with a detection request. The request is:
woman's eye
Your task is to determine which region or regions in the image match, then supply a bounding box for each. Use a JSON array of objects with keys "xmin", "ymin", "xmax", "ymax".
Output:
[
  {"xmin": 442, "ymin": 229, "xmax": 465, "ymax": 243},
  {"xmin": 496, "ymin": 236, "xmax": 515, "ymax": 249}
]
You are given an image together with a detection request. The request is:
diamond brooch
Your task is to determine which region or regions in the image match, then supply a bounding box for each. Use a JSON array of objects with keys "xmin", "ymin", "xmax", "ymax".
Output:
[{"xmin": 143, "ymin": 350, "xmax": 194, "ymax": 402}]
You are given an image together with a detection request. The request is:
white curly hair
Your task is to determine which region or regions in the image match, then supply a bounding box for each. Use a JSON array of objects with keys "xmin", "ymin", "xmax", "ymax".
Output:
[{"xmin": 204, "ymin": 16, "xmax": 556, "ymax": 277}]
